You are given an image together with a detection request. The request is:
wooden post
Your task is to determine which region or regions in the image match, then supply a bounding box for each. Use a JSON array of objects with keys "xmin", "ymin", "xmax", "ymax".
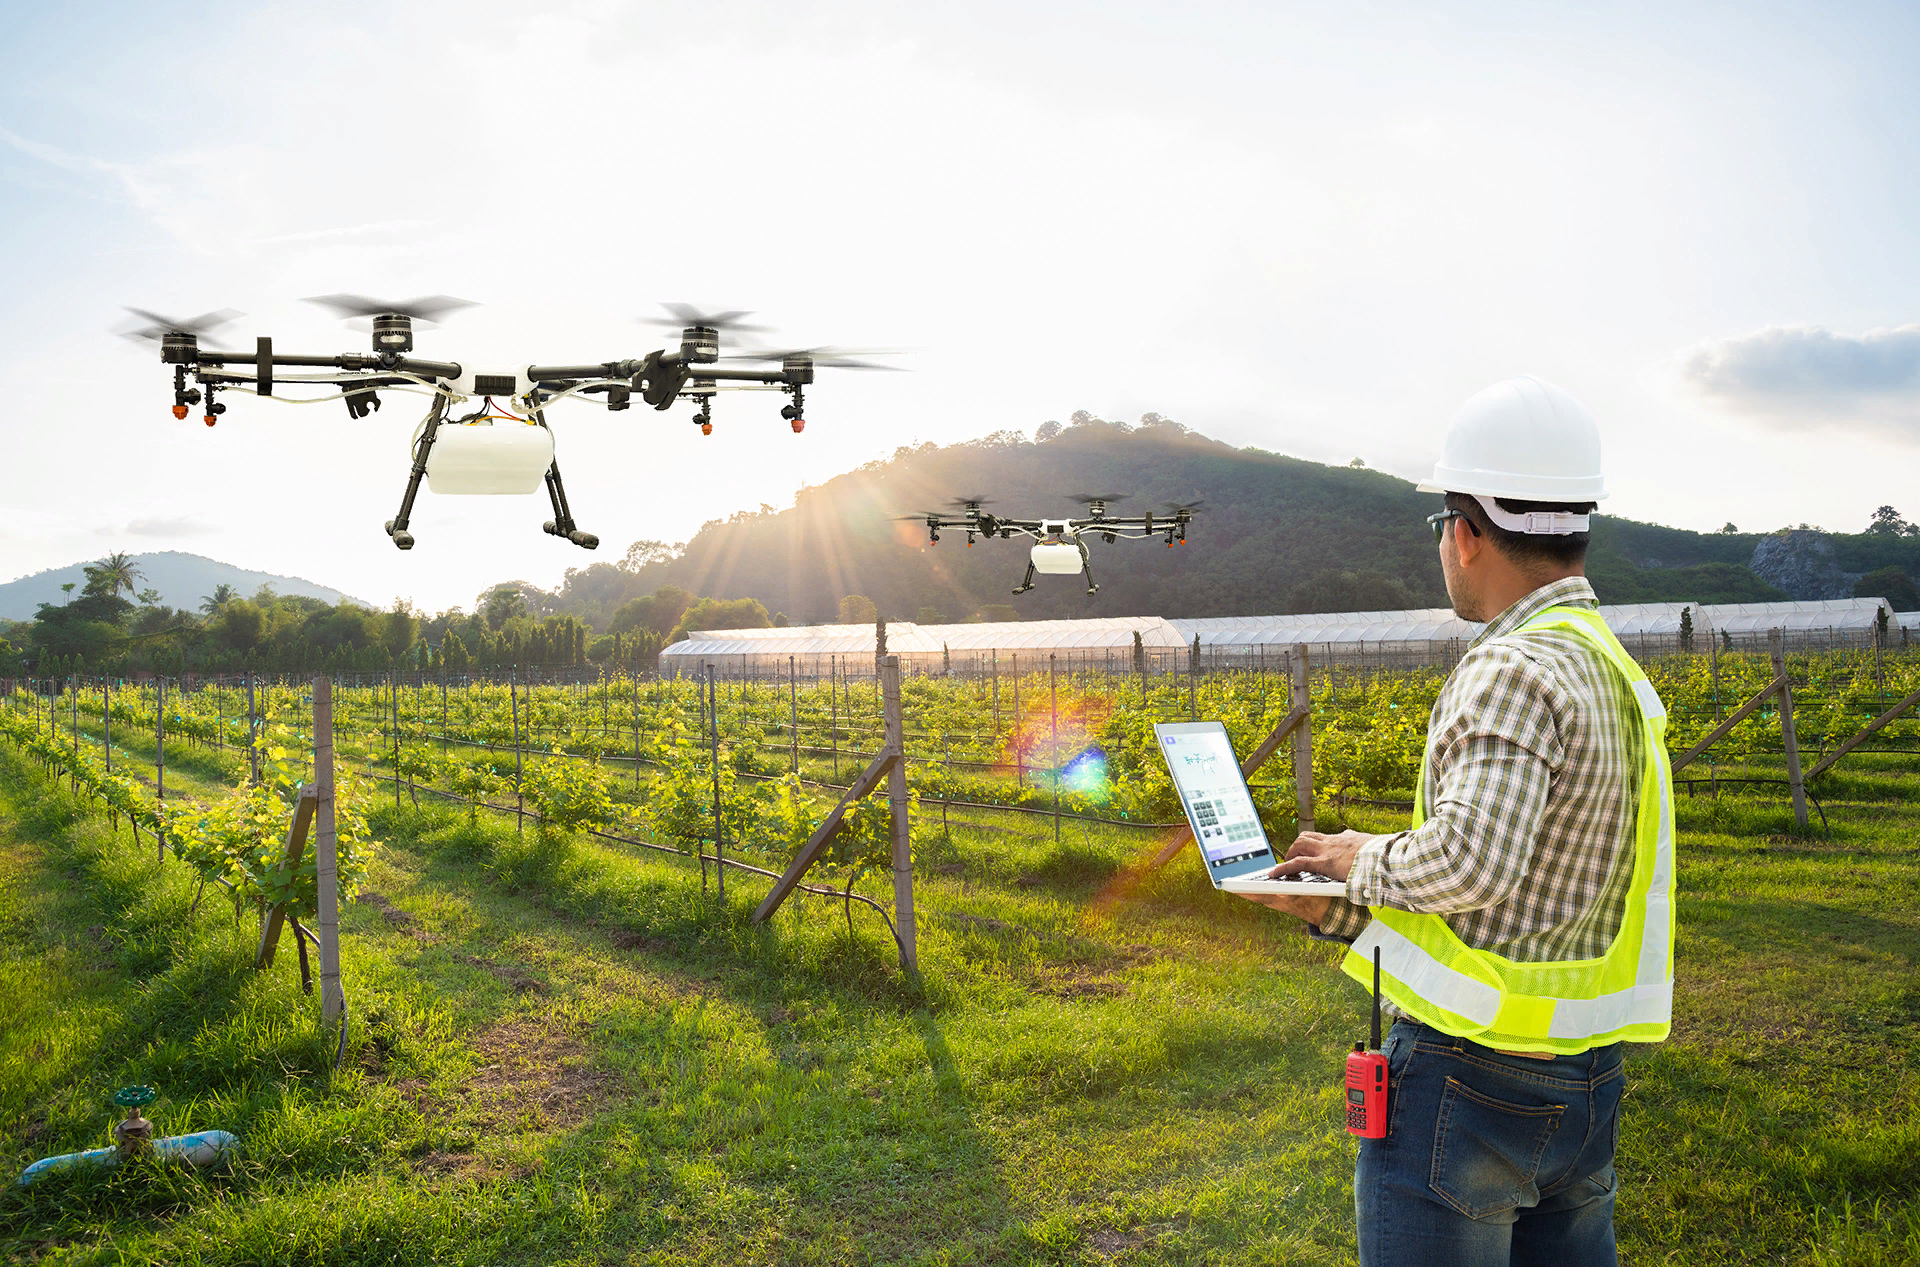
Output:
[
  {"xmin": 246, "ymin": 674, "xmax": 257, "ymax": 784},
  {"xmin": 708, "ymin": 665, "xmax": 724, "ymax": 902},
  {"xmin": 883, "ymin": 655, "xmax": 916, "ymax": 972},
  {"xmin": 102, "ymin": 677, "xmax": 111, "ymax": 774},
  {"xmin": 314, "ymin": 678, "xmax": 344, "ymax": 1026},
  {"xmin": 830, "ymin": 655, "xmax": 840, "ymax": 778},
  {"xmin": 1189, "ymin": 635, "xmax": 1199, "ymax": 720},
  {"xmin": 1709, "ymin": 622, "xmax": 1721, "ymax": 720},
  {"xmin": 1049, "ymin": 653, "xmax": 1061, "ymax": 844},
  {"xmin": 1770, "ymin": 629, "xmax": 1809, "ymax": 829},
  {"xmin": 632, "ymin": 670, "xmax": 642, "ymax": 788},
  {"xmin": 991, "ymin": 652, "xmax": 1000, "ymax": 737},
  {"xmin": 510, "ymin": 672, "xmax": 524, "ymax": 836},
  {"xmin": 255, "ymin": 786, "xmax": 319, "ymax": 969},
  {"xmin": 789, "ymin": 655, "xmax": 799, "ymax": 773},
  {"xmin": 389, "ymin": 668, "xmax": 401, "ymax": 806},
  {"xmin": 1290, "ymin": 644, "xmax": 1315, "ymax": 834},
  {"xmin": 155, "ymin": 677, "xmax": 166, "ymax": 860}
]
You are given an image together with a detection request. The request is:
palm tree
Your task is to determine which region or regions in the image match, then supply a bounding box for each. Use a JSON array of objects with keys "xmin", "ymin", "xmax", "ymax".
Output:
[
  {"xmin": 200, "ymin": 584, "xmax": 238, "ymax": 614},
  {"xmin": 85, "ymin": 552, "xmax": 144, "ymax": 599}
]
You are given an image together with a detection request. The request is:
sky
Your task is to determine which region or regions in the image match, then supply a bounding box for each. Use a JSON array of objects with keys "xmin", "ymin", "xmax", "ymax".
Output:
[{"xmin": 2, "ymin": 0, "xmax": 1916, "ymax": 615}]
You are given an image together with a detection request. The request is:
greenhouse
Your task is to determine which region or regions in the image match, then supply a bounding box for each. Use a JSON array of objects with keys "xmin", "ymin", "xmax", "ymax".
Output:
[
  {"xmin": 658, "ymin": 597, "xmax": 1903, "ymax": 679},
  {"xmin": 658, "ymin": 616, "xmax": 1189, "ymax": 678}
]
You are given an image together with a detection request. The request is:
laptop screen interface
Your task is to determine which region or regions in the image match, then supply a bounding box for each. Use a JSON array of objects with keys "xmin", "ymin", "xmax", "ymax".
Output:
[{"xmin": 1160, "ymin": 727, "xmax": 1270, "ymax": 870}]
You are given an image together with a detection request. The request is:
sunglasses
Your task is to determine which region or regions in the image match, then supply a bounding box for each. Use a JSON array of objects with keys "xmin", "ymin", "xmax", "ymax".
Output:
[{"xmin": 1427, "ymin": 509, "xmax": 1482, "ymax": 544}]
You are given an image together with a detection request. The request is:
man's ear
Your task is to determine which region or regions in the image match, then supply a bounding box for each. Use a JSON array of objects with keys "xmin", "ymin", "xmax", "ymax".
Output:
[{"xmin": 1453, "ymin": 514, "xmax": 1484, "ymax": 565}]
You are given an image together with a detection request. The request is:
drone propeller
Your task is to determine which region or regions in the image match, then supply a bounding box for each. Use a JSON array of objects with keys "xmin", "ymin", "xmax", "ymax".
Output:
[
  {"xmin": 117, "ymin": 307, "xmax": 241, "ymax": 345},
  {"xmin": 643, "ymin": 304, "xmax": 768, "ymax": 333},
  {"xmin": 722, "ymin": 345, "xmax": 903, "ymax": 371},
  {"xmin": 1162, "ymin": 499, "xmax": 1207, "ymax": 514},
  {"xmin": 1070, "ymin": 492, "xmax": 1130, "ymax": 513},
  {"xmin": 304, "ymin": 294, "xmax": 477, "ymax": 322},
  {"xmin": 949, "ymin": 495, "xmax": 996, "ymax": 511}
]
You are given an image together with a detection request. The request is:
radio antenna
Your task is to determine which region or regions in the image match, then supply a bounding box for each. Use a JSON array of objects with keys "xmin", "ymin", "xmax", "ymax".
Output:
[{"xmin": 1370, "ymin": 946, "xmax": 1382, "ymax": 1051}]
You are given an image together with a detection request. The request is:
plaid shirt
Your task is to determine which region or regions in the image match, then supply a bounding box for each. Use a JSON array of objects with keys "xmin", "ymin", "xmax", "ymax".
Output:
[{"xmin": 1316, "ymin": 577, "xmax": 1644, "ymax": 963}]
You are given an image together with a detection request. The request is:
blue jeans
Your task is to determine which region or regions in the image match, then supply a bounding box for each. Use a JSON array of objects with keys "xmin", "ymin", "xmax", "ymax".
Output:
[{"xmin": 1356, "ymin": 1019, "xmax": 1626, "ymax": 1267}]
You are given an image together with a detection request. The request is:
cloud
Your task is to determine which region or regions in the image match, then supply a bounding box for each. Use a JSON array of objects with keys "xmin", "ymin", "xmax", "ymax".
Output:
[
  {"xmin": 104, "ymin": 515, "xmax": 218, "ymax": 537},
  {"xmin": 1678, "ymin": 324, "xmax": 1920, "ymax": 437}
]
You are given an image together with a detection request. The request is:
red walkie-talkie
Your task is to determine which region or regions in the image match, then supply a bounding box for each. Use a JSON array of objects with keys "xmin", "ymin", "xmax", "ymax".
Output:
[{"xmin": 1346, "ymin": 946, "xmax": 1388, "ymax": 1138}]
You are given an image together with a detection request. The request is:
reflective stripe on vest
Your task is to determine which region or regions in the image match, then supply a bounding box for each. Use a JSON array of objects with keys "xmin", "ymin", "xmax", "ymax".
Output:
[{"xmin": 1340, "ymin": 605, "xmax": 1676, "ymax": 1054}]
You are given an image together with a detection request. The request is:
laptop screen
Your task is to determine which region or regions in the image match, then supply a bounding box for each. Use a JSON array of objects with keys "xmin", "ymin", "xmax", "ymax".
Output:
[{"xmin": 1154, "ymin": 721, "xmax": 1276, "ymax": 877}]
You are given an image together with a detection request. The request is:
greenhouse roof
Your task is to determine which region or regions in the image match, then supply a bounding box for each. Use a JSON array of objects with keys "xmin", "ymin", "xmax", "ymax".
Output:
[
  {"xmin": 660, "ymin": 615, "xmax": 1188, "ymax": 660},
  {"xmin": 1697, "ymin": 598, "xmax": 1891, "ymax": 633},
  {"xmin": 658, "ymin": 598, "xmax": 1896, "ymax": 662}
]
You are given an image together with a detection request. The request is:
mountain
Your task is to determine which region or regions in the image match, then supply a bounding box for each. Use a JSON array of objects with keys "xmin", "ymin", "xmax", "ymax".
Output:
[
  {"xmin": 542, "ymin": 417, "xmax": 1818, "ymax": 627},
  {"xmin": 0, "ymin": 552, "xmax": 366, "ymax": 622}
]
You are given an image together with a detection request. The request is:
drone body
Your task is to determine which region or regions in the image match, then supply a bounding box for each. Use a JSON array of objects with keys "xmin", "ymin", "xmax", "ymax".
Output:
[
  {"xmin": 124, "ymin": 300, "xmax": 894, "ymax": 550},
  {"xmin": 900, "ymin": 496, "xmax": 1202, "ymax": 595}
]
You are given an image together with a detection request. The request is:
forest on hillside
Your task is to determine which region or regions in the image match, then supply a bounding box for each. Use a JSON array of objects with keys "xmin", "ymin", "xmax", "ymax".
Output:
[{"xmin": 516, "ymin": 413, "xmax": 1920, "ymax": 627}]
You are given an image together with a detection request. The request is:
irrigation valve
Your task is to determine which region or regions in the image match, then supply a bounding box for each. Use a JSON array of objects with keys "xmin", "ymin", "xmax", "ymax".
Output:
[{"xmin": 112, "ymin": 1086, "xmax": 158, "ymax": 1158}]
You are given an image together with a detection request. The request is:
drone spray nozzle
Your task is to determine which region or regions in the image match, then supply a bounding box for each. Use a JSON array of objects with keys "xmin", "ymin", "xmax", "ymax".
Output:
[
  {"xmin": 700, "ymin": 422, "xmax": 713, "ymax": 436},
  {"xmin": 790, "ymin": 418, "xmax": 806, "ymax": 433},
  {"xmin": 204, "ymin": 414, "xmax": 217, "ymax": 427},
  {"xmin": 172, "ymin": 405, "xmax": 188, "ymax": 420}
]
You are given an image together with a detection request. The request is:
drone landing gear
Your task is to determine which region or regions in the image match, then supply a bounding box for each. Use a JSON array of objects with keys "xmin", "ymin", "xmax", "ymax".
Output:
[
  {"xmin": 384, "ymin": 395, "xmax": 449, "ymax": 550},
  {"xmin": 1012, "ymin": 560, "xmax": 1036, "ymax": 595},
  {"xmin": 1077, "ymin": 537, "xmax": 1099, "ymax": 595},
  {"xmin": 541, "ymin": 457, "xmax": 598, "ymax": 549}
]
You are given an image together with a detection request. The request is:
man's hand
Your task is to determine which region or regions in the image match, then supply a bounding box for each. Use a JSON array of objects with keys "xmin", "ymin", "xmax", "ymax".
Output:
[
  {"xmin": 1231, "ymin": 887, "xmax": 1332, "ymax": 924},
  {"xmin": 1284, "ymin": 829, "xmax": 1377, "ymax": 882}
]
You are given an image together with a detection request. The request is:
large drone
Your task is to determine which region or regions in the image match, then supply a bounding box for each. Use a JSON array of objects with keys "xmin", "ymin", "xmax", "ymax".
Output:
[
  {"xmin": 899, "ymin": 495, "xmax": 1202, "ymax": 595},
  {"xmin": 121, "ymin": 299, "xmax": 893, "ymax": 551}
]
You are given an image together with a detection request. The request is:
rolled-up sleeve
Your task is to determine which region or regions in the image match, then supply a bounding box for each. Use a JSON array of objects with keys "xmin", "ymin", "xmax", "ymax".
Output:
[{"xmin": 1343, "ymin": 645, "xmax": 1565, "ymax": 918}]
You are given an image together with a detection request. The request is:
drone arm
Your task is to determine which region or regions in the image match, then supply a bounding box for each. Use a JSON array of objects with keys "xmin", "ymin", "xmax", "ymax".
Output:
[
  {"xmin": 524, "ymin": 360, "xmax": 644, "ymax": 381},
  {"xmin": 192, "ymin": 349, "xmax": 464, "ymax": 379}
]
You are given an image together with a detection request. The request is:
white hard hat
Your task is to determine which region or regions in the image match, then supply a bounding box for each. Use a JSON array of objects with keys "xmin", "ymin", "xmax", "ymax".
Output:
[{"xmin": 1417, "ymin": 376, "xmax": 1608, "ymax": 505}]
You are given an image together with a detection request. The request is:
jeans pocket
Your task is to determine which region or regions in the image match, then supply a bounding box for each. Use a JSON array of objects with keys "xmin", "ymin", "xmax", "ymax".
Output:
[{"xmin": 1430, "ymin": 1076, "xmax": 1567, "ymax": 1219}]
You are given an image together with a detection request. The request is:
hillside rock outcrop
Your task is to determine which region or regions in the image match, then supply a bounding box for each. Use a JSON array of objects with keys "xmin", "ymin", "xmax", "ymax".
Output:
[{"xmin": 1749, "ymin": 530, "xmax": 1861, "ymax": 600}]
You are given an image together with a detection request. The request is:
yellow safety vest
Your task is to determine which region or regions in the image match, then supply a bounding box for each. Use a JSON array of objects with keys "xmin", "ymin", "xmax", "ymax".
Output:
[{"xmin": 1340, "ymin": 605, "xmax": 1675, "ymax": 1054}]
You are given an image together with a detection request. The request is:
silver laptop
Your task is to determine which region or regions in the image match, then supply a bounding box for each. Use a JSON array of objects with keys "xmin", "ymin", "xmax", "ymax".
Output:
[{"xmin": 1154, "ymin": 721, "xmax": 1345, "ymax": 895}]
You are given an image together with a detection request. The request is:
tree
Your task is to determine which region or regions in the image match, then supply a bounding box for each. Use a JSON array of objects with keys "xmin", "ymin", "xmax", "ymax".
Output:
[
  {"xmin": 200, "ymin": 583, "xmax": 238, "ymax": 613},
  {"xmin": 1284, "ymin": 570, "xmax": 1416, "ymax": 615},
  {"xmin": 608, "ymin": 586, "xmax": 693, "ymax": 635},
  {"xmin": 1679, "ymin": 607, "xmax": 1694, "ymax": 654},
  {"xmin": 839, "ymin": 594, "xmax": 878, "ymax": 624},
  {"xmin": 1855, "ymin": 566, "xmax": 1919, "ymax": 612},
  {"xmin": 484, "ymin": 585, "xmax": 528, "ymax": 630},
  {"xmin": 916, "ymin": 606, "xmax": 945, "ymax": 625},
  {"xmin": 440, "ymin": 630, "xmax": 470, "ymax": 671},
  {"xmin": 85, "ymin": 552, "xmax": 143, "ymax": 600},
  {"xmin": 1033, "ymin": 420, "xmax": 1062, "ymax": 442},
  {"xmin": 214, "ymin": 599, "xmax": 267, "ymax": 652},
  {"xmin": 382, "ymin": 604, "xmax": 419, "ymax": 660},
  {"xmin": 667, "ymin": 596, "xmax": 772, "ymax": 643},
  {"xmin": 1717, "ymin": 523, "xmax": 1739, "ymax": 534},
  {"xmin": 620, "ymin": 539, "xmax": 682, "ymax": 572},
  {"xmin": 1866, "ymin": 506, "xmax": 1910, "ymax": 537},
  {"xmin": 976, "ymin": 604, "xmax": 1020, "ymax": 623}
]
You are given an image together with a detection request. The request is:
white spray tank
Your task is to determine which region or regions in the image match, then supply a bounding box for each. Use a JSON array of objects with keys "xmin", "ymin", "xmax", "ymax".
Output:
[{"xmin": 17, "ymin": 1086, "xmax": 237, "ymax": 1186}]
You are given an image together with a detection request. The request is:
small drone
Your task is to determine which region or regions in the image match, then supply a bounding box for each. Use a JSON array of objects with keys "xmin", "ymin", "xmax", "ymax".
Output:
[
  {"xmin": 120, "ymin": 300, "xmax": 894, "ymax": 551},
  {"xmin": 898, "ymin": 495, "xmax": 1202, "ymax": 595}
]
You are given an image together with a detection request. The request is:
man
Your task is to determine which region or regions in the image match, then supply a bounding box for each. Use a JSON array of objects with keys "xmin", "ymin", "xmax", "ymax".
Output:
[{"xmin": 1241, "ymin": 377, "xmax": 1675, "ymax": 1267}]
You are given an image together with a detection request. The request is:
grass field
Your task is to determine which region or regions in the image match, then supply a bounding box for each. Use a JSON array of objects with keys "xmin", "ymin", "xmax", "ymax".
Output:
[{"xmin": 2, "ymin": 723, "xmax": 1918, "ymax": 1263}]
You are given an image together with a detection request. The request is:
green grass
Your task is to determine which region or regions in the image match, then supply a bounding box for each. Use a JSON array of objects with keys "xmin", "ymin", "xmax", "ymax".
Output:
[{"xmin": 1, "ymin": 737, "xmax": 1917, "ymax": 1264}]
